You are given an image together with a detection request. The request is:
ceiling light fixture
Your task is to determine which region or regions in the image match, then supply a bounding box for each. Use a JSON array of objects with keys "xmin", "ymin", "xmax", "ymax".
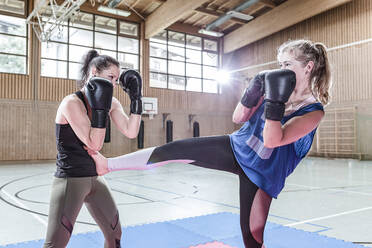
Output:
[
  {"xmin": 97, "ymin": 5, "xmax": 131, "ymax": 17},
  {"xmin": 226, "ymin": 11, "xmax": 254, "ymax": 21},
  {"xmin": 198, "ymin": 29, "xmax": 224, "ymax": 37}
]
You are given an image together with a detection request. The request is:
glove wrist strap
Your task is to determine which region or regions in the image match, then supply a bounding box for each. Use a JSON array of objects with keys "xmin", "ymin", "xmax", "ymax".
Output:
[
  {"xmin": 264, "ymin": 101, "xmax": 285, "ymax": 121},
  {"xmin": 130, "ymin": 99, "xmax": 142, "ymax": 115},
  {"xmin": 91, "ymin": 110, "xmax": 109, "ymax": 128}
]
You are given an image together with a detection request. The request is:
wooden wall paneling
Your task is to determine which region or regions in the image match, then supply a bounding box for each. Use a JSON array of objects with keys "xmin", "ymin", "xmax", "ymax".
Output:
[
  {"xmin": 226, "ymin": 1, "xmax": 372, "ymax": 100},
  {"xmin": 20, "ymin": 73, "xmax": 27, "ymax": 99},
  {"xmin": 39, "ymin": 77, "xmax": 45, "ymax": 101},
  {"xmin": 9, "ymin": 74, "xmax": 14, "ymax": 98},
  {"xmin": 0, "ymin": 101, "xmax": 29, "ymax": 160},
  {"xmin": 22, "ymin": 104, "xmax": 32, "ymax": 160},
  {"xmin": 328, "ymin": 41, "xmax": 372, "ymax": 103},
  {"xmin": 226, "ymin": 0, "xmax": 372, "ymax": 75},
  {"xmin": 0, "ymin": 74, "xmax": 31, "ymax": 99},
  {"xmin": 14, "ymin": 74, "xmax": 19, "ymax": 99},
  {"xmin": 8, "ymin": 105, "xmax": 14, "ymax": 159},
  {"xmin": 113, "ymin": 88, "xmax": 129, "ymax": 106},
  {"xmin": 0, "ymin": 94, "xmax": 237, "ymax": 161},
  {"xmin": 2, "ymin": 102, "xmax": 8, "ymax": 159},
  {"xmin": 29, "ymin": 104, "xmax": 37, "ymax": 160},
  {"xmin": 310, "ymin": 107, "xmax": 361, "ymax": 158},
  {"xmin": 36, "ymin": 102, "xmax": 59, "ymax": 159},
  {"xmin": 25, "ymin": 74, "xmax": 32, "ymax": 99},
  {"xmin": 355, "ymin": 103, "xmax": 372, "ymax": 158},
  {"xmin": 0, "ymin": 74, "xmax": 5, "ymax": 98},
  {"xmin": 0, "ymin": 101, "xmax": 60, "ymax": 160},
  {"xmin": 100, "ymin": 126, "xmax": 134, "ymax": 157},
  {"xmin": 38, "ymin": 77, "xmax": 77, "ymax": 101}
]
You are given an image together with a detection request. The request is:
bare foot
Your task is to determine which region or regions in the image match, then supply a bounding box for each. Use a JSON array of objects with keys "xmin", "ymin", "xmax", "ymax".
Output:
[{"xmin": 84, "ymin": 147, "xmax": 109, "ymax": 176}]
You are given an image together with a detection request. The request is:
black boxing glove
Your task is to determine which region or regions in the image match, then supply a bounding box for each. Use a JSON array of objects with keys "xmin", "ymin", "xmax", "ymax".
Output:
[
  {"xmin": 84, "ymin": 77, "xmax": 113, "ymax": 128},
  {"xmin": 264, "ymin": 69, "xmax": 296, "ymax": 121},
  {"xmin": 119, "ymin": 69, "xmax": 142, "ymax": 115},
  {"xmin": 240, "ymin": 71, "xmax": 268, "ymax": 108}
]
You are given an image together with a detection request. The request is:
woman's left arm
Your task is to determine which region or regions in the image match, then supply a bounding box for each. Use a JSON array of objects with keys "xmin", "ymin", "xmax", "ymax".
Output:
[
  {"xmin": 263, "ymin": 110, "xmax": 324, "ymax": 148},
  {"xmin": 110, "ymin": 97, "xmax": 141, "ymax": 139}
]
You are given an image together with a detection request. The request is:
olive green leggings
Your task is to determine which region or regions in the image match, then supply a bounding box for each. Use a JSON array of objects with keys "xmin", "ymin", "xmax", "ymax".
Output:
[{"xmin": 43, "ymin": 176, "xmax": 121, "ymax": 248}]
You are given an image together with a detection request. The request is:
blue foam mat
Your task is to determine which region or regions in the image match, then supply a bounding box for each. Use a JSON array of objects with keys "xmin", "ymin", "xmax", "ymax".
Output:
[{"xmin": 2, "ymin": 212, "xmax": 365, "ymax": 248}]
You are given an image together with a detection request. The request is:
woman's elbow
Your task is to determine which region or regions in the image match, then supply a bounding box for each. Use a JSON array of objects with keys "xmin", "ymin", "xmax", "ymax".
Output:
[
  {"xmin": 232, "ymin": 116, "xmax": 241, "ymax": 124},
  {"xmin": 126, "ymin": 130, "xmax": 138, "ymax": 139},
  {"xmin": 126, "ymin": 134, "xmax": 137, "ymax": 139},
  {"xmin": 232, "ymin": 114, "xmax": 245, "ymax": 124},
  {"xmin": 117, "ymin": 125, "xmax": 137, "ymax": 139},
  {"xmin": 263, "ymin": 139, "xmax": 279, "ymax": 149}
]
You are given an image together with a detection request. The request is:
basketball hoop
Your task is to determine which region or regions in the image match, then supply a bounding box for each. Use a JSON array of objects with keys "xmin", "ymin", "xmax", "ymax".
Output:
[{"xmin": 26, "ymin": 0, "xmax": 86, "ymax": 42}]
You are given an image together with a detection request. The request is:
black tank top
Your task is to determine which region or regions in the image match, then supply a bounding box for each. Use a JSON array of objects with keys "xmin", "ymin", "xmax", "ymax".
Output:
[{"xmin": 55, "ymin": 91, "xmax": 97, "ymax": 178}]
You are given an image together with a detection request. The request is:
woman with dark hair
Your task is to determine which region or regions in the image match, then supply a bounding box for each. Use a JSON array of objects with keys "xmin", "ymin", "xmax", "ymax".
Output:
[{"xmin": 43, "ymin": 50, "xmax": 142, "ymax": 248}]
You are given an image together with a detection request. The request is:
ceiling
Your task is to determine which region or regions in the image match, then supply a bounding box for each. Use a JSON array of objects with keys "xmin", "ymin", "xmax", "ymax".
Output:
[
  {"xmin": 22, "ymin": 0, "xmax": 351, "ymax": 53},
  {"xmin": 96, "ymin": 0, "xmax": 288, "ymax": 36}
]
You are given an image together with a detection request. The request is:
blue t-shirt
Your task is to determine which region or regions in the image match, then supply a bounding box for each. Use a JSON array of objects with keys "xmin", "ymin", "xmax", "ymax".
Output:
[{"xmin": 229, "ymin": 101, "xmax": 324, "ymax": 198}]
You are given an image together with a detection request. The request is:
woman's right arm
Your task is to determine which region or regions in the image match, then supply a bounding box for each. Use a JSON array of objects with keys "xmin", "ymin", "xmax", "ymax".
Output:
[
  {"xmin": 61, "ymin": 97, "xmax": 106, "ymax": 151},
  {"xmin": 232, "ymin": 72, "xmax": 267, "ymax": 124},
  {"xmin": 232, "ymin": 97, "xmax": 264, "ymax": 124}
]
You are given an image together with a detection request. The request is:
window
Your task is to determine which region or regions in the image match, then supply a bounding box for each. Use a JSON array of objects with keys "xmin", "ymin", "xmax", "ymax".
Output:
[
  {"xmin": 150, "ymin": 30, "xmax": 219, "ymax": 93},
  {"xmin": 0, "ymin": 14, "xmax": 27, "ymax": 74},
  {"xmin": 40, "ymin": 12, "xmax": 140, "ymax": 79},
  {"xmin": 0, "ymin": 0, "xmax": 25, "ymax": 16}
]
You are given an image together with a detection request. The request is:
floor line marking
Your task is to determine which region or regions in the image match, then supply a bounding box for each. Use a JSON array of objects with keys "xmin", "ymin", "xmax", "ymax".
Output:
[
  {"xmin": 269, "ymin": 214, "xmax": 329, "ymax": 229},
  {"xmin": 1, "ymin": 188, "xmax": 47, "ymax": 227},
  {"xmin": 287, "ymin": 183, "xmax": 372, "ymax": 196},
  {"xmin": 285, "ymin": 206, "xmax": 372, "ymax": 227}
]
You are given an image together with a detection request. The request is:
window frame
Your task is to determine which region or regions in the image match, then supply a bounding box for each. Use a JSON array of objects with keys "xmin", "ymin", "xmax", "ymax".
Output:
[
  {"xmin": 0, "ymin": 0, "xmax": 27, "ymax": 18},
  {"xmin": 40, "ymin": 12, "xmax": 140, "ymax": 79},
  {"xmin": 0, "ymin": 11, "xmax": 28, "ymax": 75},
  {"xmin": 149, "ymin": 30, "xmax": 220, "ymax": 94}
]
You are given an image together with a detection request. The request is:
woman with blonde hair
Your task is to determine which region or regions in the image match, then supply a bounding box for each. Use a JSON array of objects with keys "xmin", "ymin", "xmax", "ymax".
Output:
[{"xmin": 87, "ymin": 39, "xmax": 332, "ymax": 248}]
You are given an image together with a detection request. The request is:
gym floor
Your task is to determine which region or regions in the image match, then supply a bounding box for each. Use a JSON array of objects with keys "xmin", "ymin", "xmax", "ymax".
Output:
[{"xmin": 0, "ymin": 156, "xmax": 371, "ymax": 247}]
